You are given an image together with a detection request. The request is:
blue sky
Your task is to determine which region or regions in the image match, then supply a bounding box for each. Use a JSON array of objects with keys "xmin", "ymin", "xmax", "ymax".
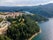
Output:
[{"xmin": 0, "ymin": 0, "xmax": 53, "ymax": 6}]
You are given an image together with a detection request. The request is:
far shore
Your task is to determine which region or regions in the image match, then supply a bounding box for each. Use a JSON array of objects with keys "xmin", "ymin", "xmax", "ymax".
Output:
[{"xmin": 28, "ymin": 29, "xmax": 41, "ymax": 40}]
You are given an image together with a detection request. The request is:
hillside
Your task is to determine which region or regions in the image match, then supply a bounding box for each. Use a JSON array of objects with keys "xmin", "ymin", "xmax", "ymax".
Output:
[
  {"xmin": 0, "ymin": 3, "xmax": 53, "ymax": 17},
  {"xmin": 0, "ymin": 13, "xmax": 48, "ymax": 40}
]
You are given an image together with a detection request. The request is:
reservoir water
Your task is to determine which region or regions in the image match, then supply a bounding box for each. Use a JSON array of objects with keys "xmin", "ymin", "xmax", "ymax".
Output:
[{"xmin": 33, "ymin": 18, "xmax": 53, "ymax": 40}]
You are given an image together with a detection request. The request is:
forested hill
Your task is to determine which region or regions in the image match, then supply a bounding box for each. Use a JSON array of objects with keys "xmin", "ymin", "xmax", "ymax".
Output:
[
  {"xmin": 0, "ymin": 3, "xmax": 53, "ymax": 17},
  {"xmin": 1, "ymin": 13, "xmax": 47, "ymax": 40}
]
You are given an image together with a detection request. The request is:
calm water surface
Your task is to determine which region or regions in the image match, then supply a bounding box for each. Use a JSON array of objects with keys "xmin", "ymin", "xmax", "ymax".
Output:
[{"xmin": 33, "ymin": 18, "xmax": 53, "ymax": 40}]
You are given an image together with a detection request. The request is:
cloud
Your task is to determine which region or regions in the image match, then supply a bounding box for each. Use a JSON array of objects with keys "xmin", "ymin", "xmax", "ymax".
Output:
[{"xmin": 0, "ymin": 0, "xmax": 53, "ymax": 6}]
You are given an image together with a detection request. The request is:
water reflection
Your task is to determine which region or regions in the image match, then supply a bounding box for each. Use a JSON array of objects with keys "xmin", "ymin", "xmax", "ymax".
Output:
[{"xmin": 33, "ymin": 18, "xmax": 53, "ymax": 40}]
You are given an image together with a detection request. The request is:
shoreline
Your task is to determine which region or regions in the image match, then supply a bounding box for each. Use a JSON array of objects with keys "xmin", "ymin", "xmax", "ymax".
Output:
[{"xmin": 28, "ymin": 29, "xmax": 41, "ymax": 40}]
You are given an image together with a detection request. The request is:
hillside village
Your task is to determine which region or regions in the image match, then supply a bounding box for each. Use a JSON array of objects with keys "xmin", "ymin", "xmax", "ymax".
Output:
[
  {"xmin": 0, "ymin": 12, "xmax": 23, "ymax": 19},
  {"xmin": 0, "ymin": 12, "xmax": 23, "ymax": 34}
]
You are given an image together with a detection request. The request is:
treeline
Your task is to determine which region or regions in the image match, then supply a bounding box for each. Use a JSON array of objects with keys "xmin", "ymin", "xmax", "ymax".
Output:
[
  {"xmin": 22, "ymin": 14, "xmax": 48, "ymax": 22},
  {"xmin": 0, "ymin": 5, "xmax": 53, "ymax": 18}
]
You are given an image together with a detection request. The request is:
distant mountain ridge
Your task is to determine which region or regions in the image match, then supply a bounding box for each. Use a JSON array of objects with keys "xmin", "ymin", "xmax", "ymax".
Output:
[{"xmin": 0, "ymin": 3, "xmax": 53, "ymax": 17}]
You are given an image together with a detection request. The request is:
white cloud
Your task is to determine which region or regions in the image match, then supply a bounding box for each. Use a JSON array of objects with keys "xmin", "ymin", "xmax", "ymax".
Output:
[{"xmin": 0, "ymin": 0, "xmax": 53, "ymax": 6}]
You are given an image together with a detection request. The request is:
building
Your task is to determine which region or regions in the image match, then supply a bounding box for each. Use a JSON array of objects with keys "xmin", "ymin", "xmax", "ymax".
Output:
[{"xmin": 0, "ymin": 12, "xmax": 23, "ymax": 19}]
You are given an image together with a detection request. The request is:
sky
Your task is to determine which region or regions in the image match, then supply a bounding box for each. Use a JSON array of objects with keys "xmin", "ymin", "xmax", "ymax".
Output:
[{"xmin": 0, "ymin": 0, "xmax": 53, "ymax": 6}]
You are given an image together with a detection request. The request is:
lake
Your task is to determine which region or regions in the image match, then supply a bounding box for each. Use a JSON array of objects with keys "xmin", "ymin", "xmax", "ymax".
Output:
[{"xmin": 33, "ymin": 18, "xmax": 53, "ymax": 40}]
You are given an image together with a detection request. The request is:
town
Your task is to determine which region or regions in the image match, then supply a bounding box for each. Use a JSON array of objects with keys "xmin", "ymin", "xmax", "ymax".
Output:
[
  {"xmin": 0, "ymin": 12, "xmax": 23, "ymax": 34},
  {"xmin": 0, "ymin": 12, "xmax": 23, "ymax": 19}
]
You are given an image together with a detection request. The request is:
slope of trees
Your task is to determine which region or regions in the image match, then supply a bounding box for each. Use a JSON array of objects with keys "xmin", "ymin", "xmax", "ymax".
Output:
[
  {"xmin": 6, "ymin": 15, "xmax": 40, "ymax": 40},
  {"xmin": 0, "ymin": 14, "xmax": 48, "ymax": 40}
]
